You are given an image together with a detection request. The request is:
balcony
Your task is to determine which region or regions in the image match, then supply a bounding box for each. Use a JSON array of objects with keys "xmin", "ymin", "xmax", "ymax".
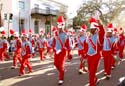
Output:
[{"xmin": 31, "ymin": 8, "xmax": 59, "ymax": 17}]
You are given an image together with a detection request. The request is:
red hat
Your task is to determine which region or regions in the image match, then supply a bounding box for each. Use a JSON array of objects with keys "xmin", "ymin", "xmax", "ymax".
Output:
[
  {"xmin": 80, "ymin": 24, "xmax": 87, "ymax": 32},
  {"xmin": 120, "ymin": 27, "xmax": 122, "ymax": 30},
  {"xmin": 112, "ymin": 28, "xmax": 118, "ymax": 34},
  {"xmin": 107, "ymin": 23, "xmax": 114, "ymax": 32},
  {"xmin": 57, "ymin": 16, "xmax": 65, "ymax": 29},
  {"xmin": 34, "ymin": 34, "xmax": 38, "ymax": 38},
  {"xmin": 1, "ymin": 31, "xmax": 6, "ymax": 35},
  {"xmin": 22, "ymin": 29, "xmax": 27, "ymax": 34},
  {"xmin": 21, "ymin": 29, "xmax": 28, "ymax": 37},
  {"xmin": 10, "ymin": 29, "xmax": 15, "ymax": 35},
  {"xmin": 119, "ymin": 27, "xmax": 124, "ymax": 34},
  {"xmin": 89, "ymin": 17, "xmax": 98, "ymax": 29},
  {"xmin": 29, "ymin": 29, "xmax": 33, "ymax": 33},
  {"xmin": 39, "ymin": 29, "xmax": 44, "ymax": 35},
  {"xmin": 57, "ymin": 16, "xmax": 65, "ymax": 23},
  {"xmin": 114, "ymin": 28, "xmax": 117, "ymax": 32}
]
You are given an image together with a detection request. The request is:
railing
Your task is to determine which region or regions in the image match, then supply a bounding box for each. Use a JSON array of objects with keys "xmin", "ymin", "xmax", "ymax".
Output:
[{"xmin": 31, "ymin": 8, "xmax": 59, "ymax": 16}]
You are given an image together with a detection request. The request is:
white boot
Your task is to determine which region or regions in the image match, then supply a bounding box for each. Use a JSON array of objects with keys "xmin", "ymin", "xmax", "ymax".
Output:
[{"xmin": 58, "ymin": 80, "xmax": 64, "ymax": 85}]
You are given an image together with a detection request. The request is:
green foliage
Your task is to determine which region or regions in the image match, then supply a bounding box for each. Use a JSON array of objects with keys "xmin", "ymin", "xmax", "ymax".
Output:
[{"xmin": 73, "ymin": 0, "xmax": 124, "ymax": 29}]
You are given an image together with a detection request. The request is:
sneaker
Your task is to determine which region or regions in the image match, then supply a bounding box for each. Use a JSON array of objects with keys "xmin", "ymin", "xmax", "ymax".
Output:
[
  {"xmin": 83, "ymin": 69, "xmax": 88, "ymax": 73},
  {"xmin": 105, "ymin": 75, "xmax": 111, "ymax": 80},
  {"xmin": 19, "ymin": 74, "xmax": 24, "ymax": 76},
  {"xmin": 104, "ymin": 73, "xmax": 107, "ymax": 76},
  {"xmin": 11, "ymin": 66, "xmax": 16, "ymax": 69},
  {"xmin": 111, "ymin": 66, "xmax": 115, "ymax": 70},
  {"xmin": 96, "ymin": 79, "xmax": 100, "ymax": 85},
  {"xmin": 79, "ymin": 69, "xmax": 87, "ymax": 74},
  {"xmin": 28, "ymin": 71, "xmax": 32, "ymax": 74},
  {"xmin": 79, "ymin": 69, "xmax": 83, "ymax": 74},
  {"xmin": 58, "ymin": 80, "xmax": 64, "ymax": 85}
]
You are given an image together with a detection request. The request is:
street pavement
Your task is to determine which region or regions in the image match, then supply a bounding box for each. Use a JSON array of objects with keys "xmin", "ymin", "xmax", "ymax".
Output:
[{"xmin": 0, "ymin": 50, "xmax": 125, "ymax": 86}]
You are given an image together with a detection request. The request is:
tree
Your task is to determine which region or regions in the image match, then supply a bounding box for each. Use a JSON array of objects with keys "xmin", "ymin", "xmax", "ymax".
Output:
[{"xmin": 73, "ymin": 0, "xmax": 125, "ymax": 29}]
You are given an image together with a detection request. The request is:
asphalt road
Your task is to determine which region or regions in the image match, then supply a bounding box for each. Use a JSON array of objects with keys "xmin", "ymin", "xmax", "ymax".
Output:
[{"xmin": 0, "ymin": 51, "xmax": 125, "ymax": 86}]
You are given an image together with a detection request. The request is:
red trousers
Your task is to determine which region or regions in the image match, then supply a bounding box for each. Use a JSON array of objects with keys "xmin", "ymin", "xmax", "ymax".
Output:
[
  {"xmin": 119, "ymin": 46, "xmax": 124, "ymax": 59},
  {"xmin": 3, "ymin": 50, "xmax": 10, "ymax": 60},
  {"xmin": 0, "ymin": 48, "xmax": 3, "ymax": 61},
  {"xmin": 47, "ymin": 47, "xmax": 51, "ymax": 53},
  {"xmin": 20, "ymin": 55, "xmax": 32, "ymax": 74},
  {"xmin": 87, "ymin": 53, "xmax": 100, "ymax": 86},
  {"xmin": 102, "ymin": 51, "xmax": 112, "ymax": 75},
  {"xmin": 39, "ymin": 48, "xmax": 45, "ymax": 60},
  {"xmin": 13, "ymin": 52, "xmax": 22, "ymax": 67},
  {"xmin": 111, "ymin": 56, "xmax": 115, "ymax": 67},
  {"xmin": 54, "ymin": 49, "xmax": 66, "ymax": 80},
  {"xmin": 0, "ymin": 49, "xmax": 10, "ymax": 61},
  {"xmin": 0, "ymin": 49, "xmax": 9, "ymax": 61},
  {"xmin": 67, "ymin": 50, "xmax": 72, "ymax": 60},
  {"xmin": 78, "ymin": 50, "xmax": 86, "ymax": 69}
]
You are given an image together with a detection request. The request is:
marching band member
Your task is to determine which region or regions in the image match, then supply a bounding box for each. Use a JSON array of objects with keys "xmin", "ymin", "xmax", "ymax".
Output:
[
  {"xmin": 29, "ymin": 29, "xmax": 35, "ymax": 56},
  {"xmin": 1, "ymin": 31, "xmax": 10, "ymax": 61},
  {"xmin": 111, "ymin": 28, "xmax": 119, "ymax": 69},
  {"xmin": 19, "ymin": 30, "xmax": 33, "ymax": 76},
  {"xmin": 46, "ymin": 33, "xmax": 55, "ymax": 58},
  {"xmin": 11, "ymin": 31, "xmax": 22, "ymax": 69},
  {"xmin": 37, "ymin": 30, "xmax": 46, "ymax": 61},
  {"xmin": 0, "ymin": 36, "xmax": 3, "ymax": 62},
  {"xmin": 117, "ymin": 28, "xmax": 125, "ymax": 60},
  {"xmin": 65, "ymin": 29, "xmax": 74, "ymax": 61},
  {"xmin": 52, "ymin": 16, "xmax": 67, "ymax": 85},
  {"xmin": 9, "ymin": 29, "xmax": 16, "ymax": 56},
  {"xmin": 46, "ymin": 33, "xmax": 52, "ymax": 54},
  {"xmin": 75, "ymin": 24, "xmax": 88, "ymax": 74},
  {"xmin": 86, "ymin": 17, "xmax": 105, "ymax": 86},
  {"xmin": 102, "ymin": 23, "xmax": 117, "ymax": 80}
]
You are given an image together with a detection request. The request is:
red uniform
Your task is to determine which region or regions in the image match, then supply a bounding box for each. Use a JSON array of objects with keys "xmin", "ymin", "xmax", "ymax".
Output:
[
  {"xmin": 53, "ymin": 16, "xmax": 68, "ymax": 85},
  {"xmin": 20, "ymin": 40, "xmax": 32, "ymax": 75},
  {"xmin": 37, "ymin": 37, "xmax": 46, "ymax": 60},
  {"xmin": 117, "ymin": 34, "xmax": 125, "ymax": 59},
  {"xmin": 0, "ymin": 39, "xmax": 3, "ymax": 61},
  {"xmin": 86, "ymin": 18, "xmax": 105, "ymax": 86},
  {"xmin": 102, "ymin": 36, "xmax": 117, "ymax": 78},
  {"xmin": 53, "ymin": 31, "xmax": 67, "ymax": 81},
  {"xmin": 52, "ymin": 25, "xmax": 67, "ymax": 85},
  {"xmin": 46, "ymin": 37, "xmax": 53, "ymax": 54},
  {"xmin": 13, "ymin": 37, "xmax": 22, "ymax": 67},
  {"xmin": 76, "ymin": 24, "xmax": 88, "ymax": 72},
  {"xmin": 2, "ymin": 39, "xmax": 9, "ymax": 61},
  {"xmin": 65, "ymin": 36, "xmax": 74, "ymax": 61},
  {"xmin": 29, "ymin": 36, "xmax": 35, "ymax": 56}
]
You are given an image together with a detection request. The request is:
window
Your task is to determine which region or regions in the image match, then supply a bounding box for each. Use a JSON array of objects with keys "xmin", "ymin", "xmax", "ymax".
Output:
[
  {"xmin": 34, "ymin": 20, "xmax": 39, "ymax": 34},
  {"xmin": 19, "ymin": 1, "xmax": 25, "ymax": 9},
  {"xmin": 19, "ymin": 19, "xmax": 24, "ymax": 34},
  {"xmin": 45, "ymin": 21, "xmax": 51, "ymax": 36},
  {"xmin": 34, "ymin": 4, "xmax": 39, "ymax": 8}
]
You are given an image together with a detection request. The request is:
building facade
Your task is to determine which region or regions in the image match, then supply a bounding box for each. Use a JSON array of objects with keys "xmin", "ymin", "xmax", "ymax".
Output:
[{"xmin": 1, "ymin": 0, "xmax": 67, "ymax": 37}]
